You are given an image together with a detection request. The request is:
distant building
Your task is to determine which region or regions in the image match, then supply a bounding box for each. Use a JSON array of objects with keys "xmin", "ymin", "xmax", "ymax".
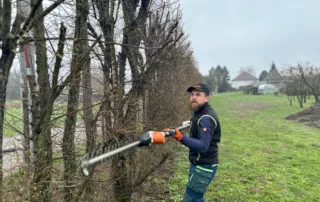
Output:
[
  {"xmin": 264, "ymin": 69, "xmax": 285, "ymax": 90},
  {"xmin": 231, "ymin": 72, "xmax": 258, "ymax": 89}
]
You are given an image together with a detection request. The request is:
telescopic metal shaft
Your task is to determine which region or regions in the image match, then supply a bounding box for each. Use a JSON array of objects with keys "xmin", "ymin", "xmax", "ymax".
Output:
[
  {"xmin": 89, "ymin": 124, "xmax": 190, "ymax": 164},
  {"xmin": 88, "ymin": 141, "xmax": 140, "ymax": 165},
  {"xmin": 81, "ymin": 123, "xmax": 190, "ymax": 176}
]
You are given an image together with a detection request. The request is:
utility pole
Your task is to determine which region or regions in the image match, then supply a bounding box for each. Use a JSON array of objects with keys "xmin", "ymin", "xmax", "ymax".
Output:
[{"xmin": 17, "ymin": 0, "xmax": 35, "ymax": 170}]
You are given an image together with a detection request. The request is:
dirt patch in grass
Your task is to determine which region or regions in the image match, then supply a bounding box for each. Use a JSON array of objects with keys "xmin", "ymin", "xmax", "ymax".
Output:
[
  {"xmin": 241, "ymin": 104, "xmax": 271, "ymax": 110},
  {"xmin": 285, "ymin": 104, "xmax": 320, "ymax": 129},
  {"xmin": 249, "ymin": 186, "xmax": 262, "ymax": 193},
  {"xmin": 236, "ymin": 113, "xmax": 250, "ymax": 119},
  {"xmin": 231, "ymin": 104, "xmax": 271, "ymax": 118}
]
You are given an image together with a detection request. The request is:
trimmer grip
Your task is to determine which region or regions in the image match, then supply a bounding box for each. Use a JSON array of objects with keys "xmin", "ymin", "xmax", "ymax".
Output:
[{"xmin": 163, "ymin": 129, "xmax": 176, "ymax": 137}]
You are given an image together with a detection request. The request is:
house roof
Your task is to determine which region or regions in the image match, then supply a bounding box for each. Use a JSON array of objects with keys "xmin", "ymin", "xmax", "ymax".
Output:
[
  {"xmin": 264, "ymin": 69, "xmax": 283, "ymax": 81},
  {"xmin": 231, "ymin": 72, "xmax": 258, "ymax": 81}
]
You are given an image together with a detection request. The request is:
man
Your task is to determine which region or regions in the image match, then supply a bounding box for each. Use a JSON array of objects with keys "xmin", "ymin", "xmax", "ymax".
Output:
[{"xmin": 172, "ymin": 83, "xmax": 221, "ymax": 202}]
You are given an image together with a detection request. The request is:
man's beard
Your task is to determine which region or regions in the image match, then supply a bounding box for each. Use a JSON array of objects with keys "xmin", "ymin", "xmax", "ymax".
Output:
[{"xmin": 189, "ymin": 102, "xmax": 204, "ymax": 111}]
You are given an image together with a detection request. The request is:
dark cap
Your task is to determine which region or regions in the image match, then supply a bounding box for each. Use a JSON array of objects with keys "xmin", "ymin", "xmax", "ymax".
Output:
[{"xmin": 187, "ymin": 83, "xmax": 210, "ymax": 96}]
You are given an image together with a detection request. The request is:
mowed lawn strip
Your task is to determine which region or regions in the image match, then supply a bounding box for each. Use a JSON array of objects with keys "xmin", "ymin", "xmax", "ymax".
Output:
[{"xmin": 168, "ymin": 92, "xmax": 320, "ymax": 202}]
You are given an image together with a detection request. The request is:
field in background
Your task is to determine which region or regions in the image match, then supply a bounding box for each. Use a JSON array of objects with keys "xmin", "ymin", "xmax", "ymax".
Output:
[
  {"xmin": 168, "ymin": 91, "xmax": 320, "ymax": 201},
  {"xmin": 4, "ymin": 101, "xmax": 86, "ymax": 137}
]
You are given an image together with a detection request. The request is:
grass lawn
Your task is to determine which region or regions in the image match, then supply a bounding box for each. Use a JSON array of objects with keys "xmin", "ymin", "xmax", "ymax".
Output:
[
  {"xmin": 168, "ymin": 91, "xmax": 320, "ymax": 201},
  {"xmin": 4, "ymin": 108, "xmax": 22, "ymax": 137},
  {"xmin": 3, "ymin": 102, "xmax": 85, "ymax": 137}
]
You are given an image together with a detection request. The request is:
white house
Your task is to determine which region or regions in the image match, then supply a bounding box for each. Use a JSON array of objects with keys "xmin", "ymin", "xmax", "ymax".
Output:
[{"xmin": 231, "ymin": 72, "xmax": 258, "ymax": 89}]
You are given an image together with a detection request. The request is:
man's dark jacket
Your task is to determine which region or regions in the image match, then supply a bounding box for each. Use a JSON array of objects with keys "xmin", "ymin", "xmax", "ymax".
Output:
[{"xmin": 188, "ymin": 102, "xmax": 221, "ymax": 165}]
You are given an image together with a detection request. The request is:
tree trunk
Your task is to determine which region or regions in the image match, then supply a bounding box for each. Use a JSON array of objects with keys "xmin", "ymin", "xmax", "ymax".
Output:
[
  {"xmin": 30, "ymin": 23, "xmax": 67, "ymax": 202},
  {"xmin": 288, "ymin": 94, "xmax": 293, "ymax": 106},
  {"xmin": 0, "ymin": 51, "xmax": 16, "ymax": 202},
  {"xmin": 22, "ymin": 90, "xmax": 30, "ymax": 166},
  {"xmin": 62, "ymin": 0, "xmax": 89, "ymax": 200},
  {"xmin": 62, "ymin": 91, "xmax": 78, "ymax": 202},
  {"xmin": 0, "ymin": 0, "xmax": 65, "ymax": 199},
  {"xmin": 109, "ymin": 1, "xmax": 151, "ymax": 200},
  {"xmin": 0, "ymin": 4, "xmax": 22, "ymax": 200},
  {"xmin": 82, "ymin": 55, "xmax": 97, "ymax": 201},
  {"xmin": 32, "ymin": 96, "xmax": 54, "ymax": 202},
  {"xmin": 118, "ymin": 46, "xmax": 127, "ymax": 89},
  {"xmin": 27, "ymin": 1, "xmax": 54, "ymax": 200},
  {"xmin": 112, "ymin": 152, "xmax": 131, "ymax": 202},
  {"xmin": 0, "ymin": 73, "xmax": 10, "ymax": 202},
  {"xmin": 297, "ymin": 95, "xmax": 303, "ymax": 108},
  {"xmin": 0, "ymin": 85, "xmax": 5, "ymax": 202},
  {"xmin": 81, "ymin": 24, "xmax": 96, "ymax": 202}
]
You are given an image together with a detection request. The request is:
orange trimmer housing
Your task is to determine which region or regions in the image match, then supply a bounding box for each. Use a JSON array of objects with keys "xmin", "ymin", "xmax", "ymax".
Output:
[{"xmin": 151, "ymin": 132, "xmax": 166, "ymax": 144}]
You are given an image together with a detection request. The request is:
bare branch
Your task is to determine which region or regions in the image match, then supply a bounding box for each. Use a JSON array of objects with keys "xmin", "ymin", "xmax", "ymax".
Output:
[
  {"xmin": 21, "ymin": 37, "xmax": 168, "ymax": 49},
  {"xmin": 88, "ymin": 22, "xmax": 106, "ymax": 55},
  {"xmin": 1, "ymin": 0, "xmax": 11, "ymax": 37},
  {"xmin": 55, "ymin": 35, "xmax": 102, "ymax": 98},
  {"xmin": 19, "ymin": 0, "xmax": 65, "ymax": 37},
  {"xmin": 51, "ymin": 23, "xmax": 67, "ymax": 93},
  {"xmin": 114, "ymin": 0, "xmax": 122, "ymax": 25},
  {"xmin": 20, "ymin": 0, "xmax": 43, "ymax": 33}
]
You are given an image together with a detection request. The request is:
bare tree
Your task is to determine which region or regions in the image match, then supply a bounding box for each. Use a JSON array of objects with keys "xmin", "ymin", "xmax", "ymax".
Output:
[
  {"xmin": 240, "ymin": 65, "xmax": 256, "ymax": 76},
  {"xmin": 61, "ymin": 0, "xmax": 91, "ymax": 200},
  {"xmin": 76, "ymin": 1, "xmax": 203, "ymax": 201},
  {"xmin": 0, "ymin": 0, "xmax": 65, "ymax": 200},
  {"xmin": 0, "ymin": 0, "xmax": 204, "ymax": 201},
  {"xmin": 284, "ymin": 66, "xmax": 307, "ymax": 108},
  {"xmin": 298, "ymin": 63, "xmax": 320, "ymax": 104}
]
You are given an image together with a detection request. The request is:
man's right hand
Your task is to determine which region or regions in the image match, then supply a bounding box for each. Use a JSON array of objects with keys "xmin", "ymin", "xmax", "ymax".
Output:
[
  {"xmin": 163, "ymin": 128, "xmax": 183, "ymax": 142},
  {"xmin": 173, "ymin": 128, "xmax": 183, "ymax": 142}
]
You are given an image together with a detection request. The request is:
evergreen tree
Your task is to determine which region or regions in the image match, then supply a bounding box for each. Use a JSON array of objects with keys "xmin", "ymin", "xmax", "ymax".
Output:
[
  {"xmin": 259, "ymin": 70, "xmax": 268, "ymax": 81},
  {"xmin": 204, "ymin": 67, "xmax": 216, "ymax": 93},
  {"xmin": 270, "ymin": 61, "xmax": 277, "ymax": 71},
  {"xmin": 205, "ymin": 65, "xmax": 231, "ymax": 93}
]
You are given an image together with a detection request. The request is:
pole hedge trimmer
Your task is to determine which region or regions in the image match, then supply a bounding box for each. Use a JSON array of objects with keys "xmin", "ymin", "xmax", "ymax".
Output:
[{"xmin": 81, "ymin": 121, "xmax": 190, "ymax": 176}]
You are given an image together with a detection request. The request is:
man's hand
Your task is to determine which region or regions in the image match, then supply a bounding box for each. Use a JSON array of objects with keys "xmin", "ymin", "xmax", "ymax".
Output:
[
  {"xmin": 173, "ymin": 128, "xmax": 183, "ymax": 142},
  {"xmin": 163, "ymin": 128, "xmax": 183, "ymax": 142}
]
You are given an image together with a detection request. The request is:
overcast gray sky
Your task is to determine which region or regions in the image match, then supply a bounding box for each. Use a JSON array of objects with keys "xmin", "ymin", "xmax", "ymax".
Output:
[{"xmin": 179, "ymin": 0, "xmax": 320, "ymax": 80}]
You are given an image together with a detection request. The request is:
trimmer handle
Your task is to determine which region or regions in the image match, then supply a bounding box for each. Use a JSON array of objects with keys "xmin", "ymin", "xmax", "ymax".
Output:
[
  {"xmin": 163, "ymin": 121, "xmax": 191, "ymax": 137},
  {"xmin": 139, "ymin": 121, "xmax": 191, "ymax": 146}
]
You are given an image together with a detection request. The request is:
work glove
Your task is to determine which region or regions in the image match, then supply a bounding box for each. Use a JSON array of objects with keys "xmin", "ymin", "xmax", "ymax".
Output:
[
  {"xmin": 173, "ymin": 128, "xmax": 183, "ymax": 142},
  {"xmin": 163, "ymin": 128, "xmax": 183, "ymax": 142}
]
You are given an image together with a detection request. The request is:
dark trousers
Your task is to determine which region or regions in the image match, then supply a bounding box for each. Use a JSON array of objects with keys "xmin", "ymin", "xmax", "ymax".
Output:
[{"xmin": 183, "ymin": 164, "xmax": 218, "ymax": 202}]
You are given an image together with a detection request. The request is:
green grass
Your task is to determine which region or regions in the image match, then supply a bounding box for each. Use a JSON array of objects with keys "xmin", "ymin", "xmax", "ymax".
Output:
[
  {"xmin": 4, "ymin": 108, "xmax": 22, "ymax": 137},
  {"xmin": 3, "ymin": 102, "xmax": 86, "ymax": 137},
  {"xmin": 168, "ymin": 91, "xmax": 320, "ymax": 201}
]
